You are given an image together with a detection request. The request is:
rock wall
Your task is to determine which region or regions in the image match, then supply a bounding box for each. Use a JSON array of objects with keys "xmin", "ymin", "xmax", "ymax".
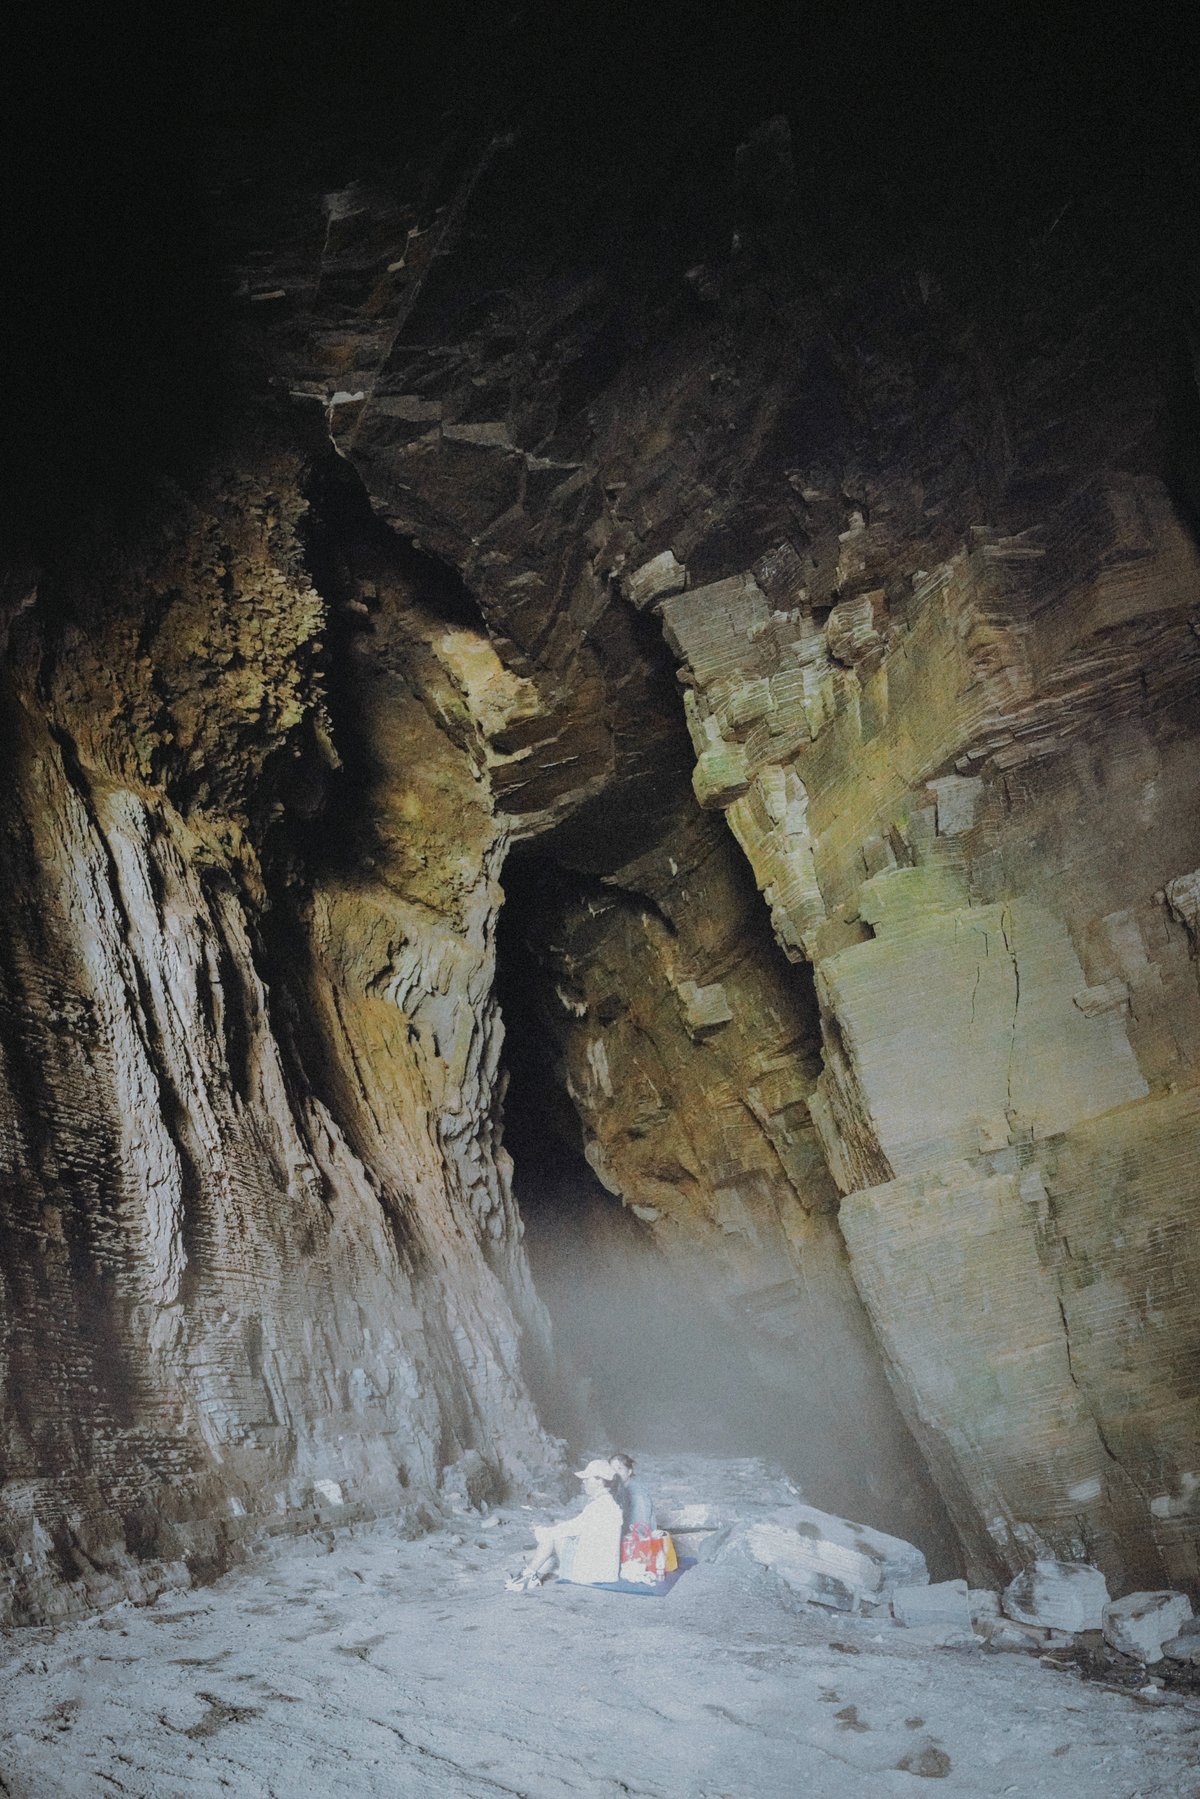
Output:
[
  {"xmin": 257, "ymin": 130, "xmax": 1199, "ymax": 1594},
  {"xmin": 0, "ymin": 421, "xmax": 558, "ymax": 1624},
  {"xmin": 4, "ymin": 58, "xmax": 1198, "ymax": 1623},
  {"xmin": 658, "ymin": 478, "xmax": 1200, "ymax": 1590}
]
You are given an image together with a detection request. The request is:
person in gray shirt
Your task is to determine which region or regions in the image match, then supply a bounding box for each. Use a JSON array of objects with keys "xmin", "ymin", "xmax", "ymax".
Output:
[{"xmin": 609, "ymin": 1451, "xmax": 656, "ymax": 1533}]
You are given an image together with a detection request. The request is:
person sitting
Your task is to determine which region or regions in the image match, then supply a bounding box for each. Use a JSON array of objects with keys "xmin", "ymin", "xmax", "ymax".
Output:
[
  {"xmin": 609, "ymin": 1453, "xmax": 676, "ymax": 1585},
  {"xmin": 609, "ymin": 1451, "xmax": 655, "ymax": 1533},
  {"xmin": 505, "ymin": 1459, "xmax": 622, "ymax": 1592}
]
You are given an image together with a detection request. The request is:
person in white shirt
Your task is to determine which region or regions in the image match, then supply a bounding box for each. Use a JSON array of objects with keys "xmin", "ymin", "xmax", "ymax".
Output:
[{"xmin": 506, "ymin": 1458, "xmax": 623, "ymax": 1591}]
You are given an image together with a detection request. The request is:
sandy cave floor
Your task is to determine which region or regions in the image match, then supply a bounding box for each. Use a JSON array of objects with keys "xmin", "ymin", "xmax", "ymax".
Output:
[{"xmin": 1, "ymin": 1458, "xmax": 1198, "ymax": 1799}]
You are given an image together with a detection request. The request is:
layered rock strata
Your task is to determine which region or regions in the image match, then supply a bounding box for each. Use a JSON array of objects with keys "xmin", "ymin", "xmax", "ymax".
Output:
[
  {"xmin": 658, "ymin": 481, "xmax": 1200, "ymax": 1590},
  {"xmin": 0, "ymin": 422, "xmax": 557, "ymax": 1624}
]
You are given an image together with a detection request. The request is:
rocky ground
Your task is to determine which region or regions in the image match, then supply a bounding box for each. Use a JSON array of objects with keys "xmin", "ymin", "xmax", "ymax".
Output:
[{"xmin": 1, "ymin": 1459, "xmax": 1197, "ymax": 1798}]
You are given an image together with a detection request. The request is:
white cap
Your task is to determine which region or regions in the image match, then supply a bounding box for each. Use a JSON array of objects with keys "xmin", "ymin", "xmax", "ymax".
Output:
[{"xmin": 574, "ymin": 1458, "xmax": 615, "ymax": 1482}]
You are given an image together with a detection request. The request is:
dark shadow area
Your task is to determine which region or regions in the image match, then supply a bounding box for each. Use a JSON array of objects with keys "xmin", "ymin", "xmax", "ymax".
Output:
[{"xmin": 4, "ymin": 16, "xmax": 226, "ymax": 556}]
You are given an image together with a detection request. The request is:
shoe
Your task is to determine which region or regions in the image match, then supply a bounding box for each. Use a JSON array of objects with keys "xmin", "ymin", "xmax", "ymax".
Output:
[{"xmin": 504, "ymin": 1570, "xmax": 543, "ymax": 1593}]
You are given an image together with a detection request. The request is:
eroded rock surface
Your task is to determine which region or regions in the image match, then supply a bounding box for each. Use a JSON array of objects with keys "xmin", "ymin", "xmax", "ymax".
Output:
[{"xmin": 0, "ymin": 423, "xmax": 559, "ymax": 1623}]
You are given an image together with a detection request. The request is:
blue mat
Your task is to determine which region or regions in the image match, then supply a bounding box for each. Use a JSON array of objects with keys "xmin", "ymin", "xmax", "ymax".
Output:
[{"xmin": 556, "ymin": 1557, "xmax": 697, "ymax": 1597}]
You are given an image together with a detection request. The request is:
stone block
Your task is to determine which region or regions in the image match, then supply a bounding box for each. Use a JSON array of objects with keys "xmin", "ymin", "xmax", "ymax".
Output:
[
  {"xmin": 736, "ymin": 1506, "xmax": 927, "ymax": 1612},
  {"xmin": 968, "ymin": 1587, "xmax": 1000, "ymax": 1622},
  {"xmin": 893, "ymin": 1578, "xmax": 971, "ymax": 1631},
  {"xmin": 721, "ymin": 678, "xmax": 774, "ymax": 738},
  {"xmin": 660, "ymin": 1503, "xmax": 726, "ymax": 1530},
  {"xmin": 929, "ymin": 773, "xmax": 982, "ymax": 836},
  {"xmin": 975, "ymin": 1615, "xmax": 1050, "ymax": 1652},
  {"xmin": 1072, "ymin": 978, "xmax": 1129, "ymax": 1017},
  {"xmin": 660, "ymin": 575, "xmax": 770, "ymax": 687},
  {"xmin": 1162, "ymin": 1619, "xmax": 1200, "ymax": 1664},
  {"xmin": 692, "ymin": 742, "xmax": 750, "ymax": 810},
  {"xmin": 826, "ymin": 592, "xmax": 881, "ymax": 665},
  {"xmin": 1002, "ymin": 1558, "xmax": 1109, "ymax": 1633},
  {"xmin": 1103, "ymin": 1591, "xmax": 1194, "ymax": 1664},
  {"xmin": 622, "ymin": 550, "xmax": 687, "ymax": 610}
]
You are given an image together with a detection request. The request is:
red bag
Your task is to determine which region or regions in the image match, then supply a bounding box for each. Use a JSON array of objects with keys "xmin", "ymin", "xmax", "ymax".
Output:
[{"xmin": 620, "ymin": 1525, "xmax": 678, "ymax": 1583}]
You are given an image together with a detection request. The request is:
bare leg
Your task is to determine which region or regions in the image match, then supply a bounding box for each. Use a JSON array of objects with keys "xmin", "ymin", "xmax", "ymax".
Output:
[{"xmin": 508, "ymin": 1522, "xmax": 571, "ymax": 1589}]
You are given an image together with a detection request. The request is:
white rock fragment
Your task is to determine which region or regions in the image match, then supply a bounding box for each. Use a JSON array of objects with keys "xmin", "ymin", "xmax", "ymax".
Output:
[
  {"xmin": 313, "ymin": 1479, "xmax": 345, "ymax": 1507},
  {"xmin": 968, "ymin": 1587, "xmax": 1000, "ymax": 1623},
  {"xmin": 825, "ymin": 592, "xmax": 880, "ymax": 665},
  {"xmin": 975, "ymin": 1615, "xmax": 1053, "ymax": 1652},
  {"xmin": 736, "ymin": 1506, "xmax": 927, "ymax": 1612},
  {"xmin": 1165, "ymin": 868, "xmax": 1200, "ymax": 937},
  {"xmin": 893, "ymin": 1579, "xmax": 971, "ymax": 1632},
  {"xmin": 1072, "ymin": 979, "xmax": 1129, "ymax": 1018},
  {"xmin": 1103, "ymin": 1591, "xmax": 1194, "ymax": 1664},
  {"xmin": 661, "ymin": 1503, "xmax": 726, "ymax": 1530},
  {"xmin": 1002, "ymin": 1558, "xmax": 1109, "ymax": 1633},
  {"xmin": 622, "ymin": 550, "xmax": 688, "ymax": 611},
  {"xmin": 1162, "ymin": 1620, "xmax": 1200, "ymax": 1664}
]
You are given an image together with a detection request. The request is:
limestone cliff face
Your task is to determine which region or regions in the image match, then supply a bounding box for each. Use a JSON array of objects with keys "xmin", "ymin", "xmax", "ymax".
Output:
[
  {"xmin": 659, "ymin": 483, "xmax": 1200, "ymax": 1591},
  {"xmin": 0, "ymin": 421, "xmax": 557, "ymax": 1624}
]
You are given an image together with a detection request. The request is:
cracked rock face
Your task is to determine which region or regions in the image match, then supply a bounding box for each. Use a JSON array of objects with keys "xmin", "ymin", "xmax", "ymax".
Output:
[{"xmin": 3, "ymin": 41, "xmax": 1199, "ymax": 1621}]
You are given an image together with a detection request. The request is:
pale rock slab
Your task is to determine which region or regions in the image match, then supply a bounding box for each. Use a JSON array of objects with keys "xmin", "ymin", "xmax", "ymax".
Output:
[
  {"xmin": 692, "ymin": 740, "xmax": 750, "ymax": 809},
  {"xmin": 1002, "ymin": 1558, "xmax": 1109, "ymax": 1633},
  {"xmin": 974, "ymin": 1615, "xmax": 1056, "ymax": 1652},
  {"xmin": 1103, "ymin": 1590, "xmax": 1194, "ymax": 1664},
  {"xmin": 735, "ymin": 1506, "xmax": 927, "ymax": 1611},
  {"xmin": 968, "ymin": 1587, "xmax": 1001, "ymax": 1623},
  {"xmin": 893, "ymin": 1579, "xmax": 971, "ymax": 1633}
]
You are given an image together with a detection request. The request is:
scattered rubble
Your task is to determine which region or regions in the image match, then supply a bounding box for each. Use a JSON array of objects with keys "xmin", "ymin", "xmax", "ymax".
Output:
[{"xmin": 1162, "ymin": 1619, "xmax": 1200, "ymax": 1665}]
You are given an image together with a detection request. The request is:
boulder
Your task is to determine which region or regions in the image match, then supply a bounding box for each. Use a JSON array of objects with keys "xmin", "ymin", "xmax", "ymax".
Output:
[
  {"xmin": 1162, "ymin": 1619, "xmax": 1200, "ymax": 1665},
  {"xmin": 1002, "ymin": 1558, "xmax": 1109, "ymax": 1633},
  {"xmin": 659, "ymin": 1503, "xmax": 726, "ymax": 1530},
  {"xmin": 1103, "ymin": 1591, "xmax": 1194, "ymax": 1664},
  {"xmin": 893, "ymin": 1579, "xmax": 972, "ymax": 1632},
  {"xmin": 677, "ymin": 979, "xmax": 734, "ymax": 1039},
  {"xmin": 736, "ymin": 1505, "xmax": 927, "ymax": 1612}
]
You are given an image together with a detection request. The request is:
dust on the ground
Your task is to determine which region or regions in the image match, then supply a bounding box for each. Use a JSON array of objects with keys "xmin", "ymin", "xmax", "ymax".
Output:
[{"xmin": 1, "ymin": 1458, "xmax": 1197, "ymax": 1798}]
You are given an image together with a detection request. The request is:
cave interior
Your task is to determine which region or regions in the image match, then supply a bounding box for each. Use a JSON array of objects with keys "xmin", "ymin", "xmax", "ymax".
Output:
[{"xmin": 1, "ymin": 0, "xmax": 1199, "ymax": 1637}]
